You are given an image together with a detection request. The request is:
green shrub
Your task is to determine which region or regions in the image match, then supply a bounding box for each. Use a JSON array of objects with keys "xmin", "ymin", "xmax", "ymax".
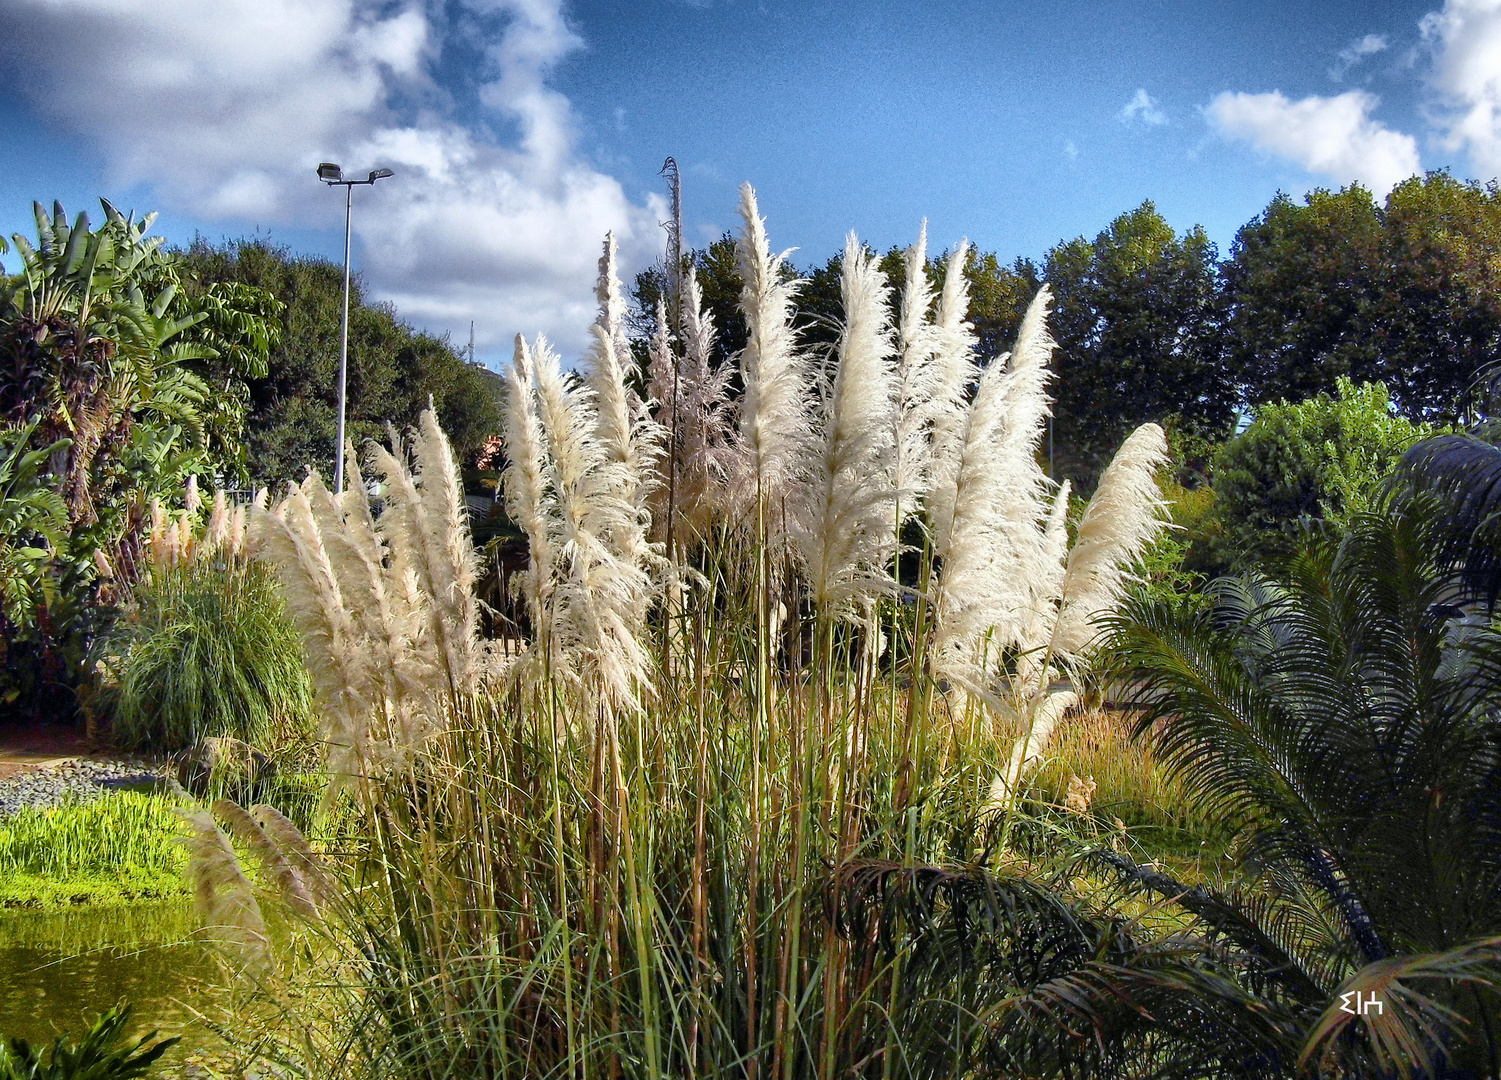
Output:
[
  {"xmin": 1209, "ymin": 377, "xmax": 1437, "ymax": 569},
  {"xmin": 107, "ymin": 557, "xmax": 312, "ymax": 752},
  {"xmin": 0, "ymin": 1004, "xmax": 178, "ymax": 1080}
]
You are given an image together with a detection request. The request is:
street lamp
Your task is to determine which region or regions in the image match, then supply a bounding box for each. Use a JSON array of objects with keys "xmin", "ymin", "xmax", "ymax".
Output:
[{"xmin": 317, "ymin": 162, "xmax": 395, "ymax": 493}]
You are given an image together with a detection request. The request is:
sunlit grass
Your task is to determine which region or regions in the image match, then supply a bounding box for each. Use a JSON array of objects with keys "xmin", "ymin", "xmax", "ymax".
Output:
[{"xmin": 0, "ymin": 793, "xmax": 188, "ymax": 908}]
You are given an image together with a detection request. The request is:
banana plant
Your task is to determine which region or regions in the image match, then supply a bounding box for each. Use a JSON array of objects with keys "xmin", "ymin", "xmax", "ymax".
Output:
[
  {"xmin": 0, "ymin": 421, "xmax": 69, "ymax": 623},
  {"xmin": 1, "ymin": 200, "xmax": 217, "ymax": 527}
]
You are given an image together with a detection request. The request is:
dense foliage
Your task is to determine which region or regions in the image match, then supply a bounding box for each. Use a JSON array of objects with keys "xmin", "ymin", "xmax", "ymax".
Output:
[
  {"xmin": 0, "ymin": 201, "xmax": 280, "ymax": 722},
  {"xmin": 1101, "ymin": 499, "xmax": 1501, "ymax": 1078},
  {"xmin": 1208, "ymin": 378, "xmax": 1437, "ymax": 568},
  {"xmin": 0, "ymin": 1004, "xmax": 177, "ymax": 1080},
  {"xmin": 1224, "ymin": 173, "xmax": 1501, "ymax": 421},
  {"xmin": 1043, "ymin": 200, "xmax": 1231, "ymax": 485},
  {"xmin": 103, "ymin": 489, "xmax": 313, "ymax": 752},
  {"xmin": 179, "ymin": 238, "xmax": 504, "ymax": 486}
]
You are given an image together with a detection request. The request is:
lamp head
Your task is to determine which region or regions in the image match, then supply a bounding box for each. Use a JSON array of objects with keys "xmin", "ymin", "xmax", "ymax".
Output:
[
  {"xmin": 368, "ymin": 168, "xmax": 394, "ymax": 181},
  {"xmin": 317, "ymin": 162, "xmax": 343, "ymax": 183}
]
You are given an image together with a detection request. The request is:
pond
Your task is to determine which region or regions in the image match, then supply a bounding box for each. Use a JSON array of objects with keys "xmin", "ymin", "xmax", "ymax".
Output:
[{"xmin": 0, "ymin": 902, "xmax": 227, "ymax": 1072}]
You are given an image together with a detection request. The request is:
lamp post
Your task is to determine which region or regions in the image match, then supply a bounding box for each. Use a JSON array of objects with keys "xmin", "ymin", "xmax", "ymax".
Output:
[{"xmin": 317, "ymin": 162, "xmax": 394, "ymax": 493}]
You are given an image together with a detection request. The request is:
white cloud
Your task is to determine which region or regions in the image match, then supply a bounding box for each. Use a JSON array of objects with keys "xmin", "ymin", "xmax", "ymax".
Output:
[
  {"xmin": 1422, "ymin": 0, "xmax": 1501, "ymax": 181},
  {"xmin": 1330, "ymin": 33, "xmax": 1389, "ymax": 80},
  {"xmin": 1120, "ymin": 89, "xmax": 1167, "ymax": 126},
  {"xmin": 1205, "ymin": 89, "xmax": 1421, "ymax": 194},
  {"xmin": 1063, "ymin": 139, "xmax": 1080, "ymax": 160},
  {"xmin": 0, "ymin": 0, "xmax": 662, "ymax": 356}
]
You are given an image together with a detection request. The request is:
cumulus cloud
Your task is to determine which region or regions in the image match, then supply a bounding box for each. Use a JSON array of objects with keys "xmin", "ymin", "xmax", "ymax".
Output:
[
  {"xmin": 1330, "ymin": 33, "xmax": 1389, "ymax": 80},
  {"xmin": 1422, "ymin": 0, "xmax": 1501, "ymax": 181},
  {"xmin": 0, "ymin": 0, "xmax": 662, "ymax": 356},
  {"xmin": 1205, "ymin": 89, "xmax": 1421, "ymax": 194},
  {"xmin": 1120, "ymin": 89, "xmax": 1167, "ymax": 126}
]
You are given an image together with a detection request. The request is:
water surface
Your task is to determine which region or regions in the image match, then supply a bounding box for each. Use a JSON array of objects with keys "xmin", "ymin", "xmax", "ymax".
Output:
[{"xmin": 0, "ymin": 902, "xmax": 223, "ymax": 1064}]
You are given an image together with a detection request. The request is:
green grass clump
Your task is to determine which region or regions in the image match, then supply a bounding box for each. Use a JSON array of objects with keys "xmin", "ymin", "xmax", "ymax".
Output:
[
  {"xmin": 0, "ymin": 794, "xmax": 187, "ymax": 908},
  {"xmin": 108, "ymin": 556, "xmax": 313, "ymax": 753}
]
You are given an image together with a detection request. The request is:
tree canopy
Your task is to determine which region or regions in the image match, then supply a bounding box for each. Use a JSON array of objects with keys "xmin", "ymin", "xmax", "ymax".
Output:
[
  {"xmin": 1223, "ymin": 172, "xmax": 1501, "ymax": 422},
  {"xmin": 180, "ymin": 238, "xmax": 503, "ymax": 488}
]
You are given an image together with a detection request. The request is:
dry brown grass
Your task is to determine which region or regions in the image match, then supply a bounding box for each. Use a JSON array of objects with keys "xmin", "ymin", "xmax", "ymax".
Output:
[{"xmin": 1029, "ymin": 706, "xmax": 1243, "ymax": 882}]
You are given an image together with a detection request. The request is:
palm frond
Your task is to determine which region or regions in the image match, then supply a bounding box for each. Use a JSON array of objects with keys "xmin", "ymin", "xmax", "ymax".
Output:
[{"xmin": 1396, "ymin": 433, "xmax": 1501, "ymax": 607}]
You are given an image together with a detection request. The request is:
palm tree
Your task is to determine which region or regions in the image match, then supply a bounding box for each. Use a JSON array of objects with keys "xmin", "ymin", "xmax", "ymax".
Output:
[{"xmin": 1095, "ymin": 502, "xmax": 1501, "ymax": 1078}]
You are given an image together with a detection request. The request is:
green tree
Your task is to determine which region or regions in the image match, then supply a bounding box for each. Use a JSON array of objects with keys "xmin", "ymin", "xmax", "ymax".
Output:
[
  {"xmin": 0, "ymin": 202, "xmax": 276, "ymax": 529},
  {"xmin": 1223, "ymin": 174, "xmax": 1501, "ymax": 422},
  {"xmin": 1210, "ymin": 378, "xmax": 1436, "ymax": 570},
  {"xmin": 179, "ymin": 238, "xmax": 503, "ymax": 487},
  {"xmin": 1044, "ymin": 201, "xmax": 1232, "ymax": 489},
  {"xmin": 1381, "ymin": 172, "xmax": 1501, "ymax": 419},
  {"xmin": 0, "ymin": 422, "xmax": 68, "ymax": 629}
]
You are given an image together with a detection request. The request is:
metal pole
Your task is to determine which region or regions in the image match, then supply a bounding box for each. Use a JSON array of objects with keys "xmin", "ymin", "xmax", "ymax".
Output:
[{"xmin": 335, "ymin": 183, "xmax": 353, "ymax": 494}]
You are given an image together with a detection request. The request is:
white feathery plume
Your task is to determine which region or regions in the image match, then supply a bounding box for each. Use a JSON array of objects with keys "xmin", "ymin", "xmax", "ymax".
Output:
[
  {"xmin": 179, "ymin": 808, "xmax": 270, "ymax": 971},
  {"xmin": 415, "ymin": 409, "xmax": 481, "ymax": 650},
  {"xmin": 251, "ymin": 479, "xmax": 377, "ymax": 786},
  {"xmin": 367, "ymin": 413, "xmax": 480, "ymax": 695},
  {"xmin": 184, "ymin": 473, "xmax": 201, "ymax": 514},
  {"xmin": 533, "ymin": 336, "xmax": 651, "ymax": 712},
  {"xmin": 928, "ymin": 355, "xmax": 1018, "ymax": 702},
  {"xmin": 148, "ymin": 498, "xmax": 167, "ymax": 563},
  {"xmin": 595, "ymin": 231, "xmax": 635, "ymax": 392},
  {"xmin": 792, "ymin": 232, "xmax": 899, "ymax": 613},
  {"xmin": 174, "ymin": 513, "xmax": 194, "ymax": 564},
  {"xmin": 584, "ymin": 319, "xmax": 639, "ymax": 483},
  {"xmin": 734, "ymin": 182, "xmax": 813, "ymax": 524},
  {"xmin": 646, "ymin": 297, "xmax": 676, "ymax": 424},
  {"xmin": 931, "ymin": 287, "xmax": 1059, "ymax": 699},
  {"xmin": 205, "ymin": 490, "xmax": 229, "ymax": 553},
  {"xmin": 214, "ymin": 799, "xmax": 319, "ymax": 919},
  {"xmin": 251, "ymin": 803, "xmax": 334, "ymax": 910},
  {"xmin": 987, "ymin": 687, "xmax": 1080, "ymax": 807},
  {"xmin": 334, "ymin": 449, "xmax": 437, "ymax": 745},
  {"xmin": 501, "ymin": 335, "xmax": 556, "ymax": 629},
  {"xmin": 583, "ymin": 239, "xmax": 663, "ymax": 616},
  {"xmin": 1051, "ymin": 423, "xmax": 1170, "ymax": 659},
  {"xmin": 676, "ymin": 265, "xmax": 736, "ymax": 541},
  {"xmin": 646, "ymin": 298, "xmax": 678, "ymax": 544},
  {"xmin": 228, "ymin": 504, "xmax": 246, "ymax": 558},
  {"xmin": 581, "ymin": 318, "xmax": 660, "ymax": 603},
  {"xmin": 893, "ymin": 222, "xmax": 940, "ymax": 512},
  {"xmin": 982, "ymin": 286, "xmax": 1060, "ymax": 656},
  {"xmin": 925, "ymin": 241, "xmax": 979, "ymax": 558},
  {"xmin": 1015, "ymin": 480, "xmax": 1072, "ymax": 665}
]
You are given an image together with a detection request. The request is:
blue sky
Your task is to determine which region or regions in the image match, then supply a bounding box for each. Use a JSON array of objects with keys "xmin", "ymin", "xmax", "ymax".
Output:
[{"xmin": 0, "ymin": 0, "xmax": 1496, "ymax": 366}]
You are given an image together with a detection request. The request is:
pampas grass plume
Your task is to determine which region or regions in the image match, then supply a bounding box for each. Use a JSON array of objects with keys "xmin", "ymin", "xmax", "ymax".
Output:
[
  {"xmin": 735, "ymin": 182, "xmax": 812, "ymax": 516},
  {"xmin": 214, "ymin": 799, "xmax": 319, "ymax": 918},
  {"xmin": 794, "ymin": 231, "xmax": 898, "ymax": 612},
  {"xmin": 179, "ymin": 808, "xmax": 271, "ymax": 970},
  {"xmin": 1052, "ymin": 422, "xmax": 1170, "ymax": 657}
]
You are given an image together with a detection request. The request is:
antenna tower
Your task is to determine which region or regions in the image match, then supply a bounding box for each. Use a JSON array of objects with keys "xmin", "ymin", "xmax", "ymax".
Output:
[{"xmin": 659, "ymin": 157, "xmax": 682, "ymax": 318}]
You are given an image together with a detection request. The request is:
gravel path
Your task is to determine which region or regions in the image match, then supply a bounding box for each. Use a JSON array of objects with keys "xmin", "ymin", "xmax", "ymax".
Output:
[{"xmin": 0, "ymin": 758, "xmax": 176, "ymax": 818}]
